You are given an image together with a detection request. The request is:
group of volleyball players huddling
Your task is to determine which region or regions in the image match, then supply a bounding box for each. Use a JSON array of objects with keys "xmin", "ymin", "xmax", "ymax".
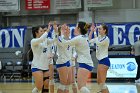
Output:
[{"xmin": 31, "ymin": 21, "xmax": 110, "ymax": 93}]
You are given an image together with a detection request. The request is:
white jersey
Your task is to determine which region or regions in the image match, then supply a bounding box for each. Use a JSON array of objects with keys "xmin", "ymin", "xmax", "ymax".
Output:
[
  {"xmin": 89, "ymin": 35, "xmax": 109, "ymax": 60},
  {"xmin": 68, "ymin": 46, "xmax": 77, "ymax": 66},
  {"xmin": 55, "ymin": 36, "xmax": 71, "ymax": 64},
  {"xmin": 47, "ymin": 44, "xmax": 54, "ymax": 64},
  {"xmin": 31, "ymin": 32, "xmax": 56, "ymax": 70},
  {"xmin": 39, "ymin": 40, "xmax": 54, "ymax": 69},
  {"xmin": 60, "ymin": 35, "xmax": 94, "ymax": 67},
  {"xmin": 69, "ymin": 46, "xmax": 77, "ymax": 59}
]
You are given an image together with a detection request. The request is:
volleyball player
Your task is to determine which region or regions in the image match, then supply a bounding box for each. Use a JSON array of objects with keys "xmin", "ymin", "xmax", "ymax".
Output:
[
  {"xmin": 48, "ymin": 45, "xmax": 55, "ymax": 93},
  {"xmin": 89, "ymin": 24, "xmax": 110, "ymax": 93},
  {"xmin": 68, "ymin": 46, "xmax": 78, "ymax": 93},
  {"xmin": 42, "ymin": 26, "xmax": 55, "ymax": 93},
  {"xmin": 131, "ymin": 36, "xmax": 140, "ymax": 83},
  {"xmin": 52, "ymin": 23, "xmax": 72, "ymax": 93},
  {"xmin": 31, "ymin": 23, "xmax": 57, "ymax": 93},
  {"xmin": 59, "ymin": 21, "xmax": 94, "ymax": 93},
  {"xmin": 62, "ymin": 25, "xmax": 78, "ymax": 93}
]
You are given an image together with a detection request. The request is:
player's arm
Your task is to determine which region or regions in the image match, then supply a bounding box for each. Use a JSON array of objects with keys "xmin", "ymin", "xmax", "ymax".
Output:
[
  {"xmin": 58, "ymin": 24, "xmax": 78, "ymax": 46},
  {"xmin": 59, "ymin": 36, "xmax": 79, "ymax": 47},
  {"xmin": 88, "ymin": 23, "xmax": 98, "ymax": 45},
  {"xmin": 31, "ymin": 22, "xmax": 51, "ymax": 46},
  {"xmin": 47, "ymin": 37, "xmax": 58, "ymax": 45},
  {"xmin": 89, "ymin": 23, "xmax": 97, "ymax": 40},
  {"xmin": 31, "ymin": 32, "xmax": 48, "ymax": 46}
]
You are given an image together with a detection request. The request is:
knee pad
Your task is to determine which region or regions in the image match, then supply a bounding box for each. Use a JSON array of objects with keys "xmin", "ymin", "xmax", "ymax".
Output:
[
  {"xmin": 58, "ymin": 83, "xmax": 66, "ymax": 91},
  {"xmin": 42, "ymin": 88, "xmax": 49, "ymax": 93},
  {"xmin": 43, "ymin": 77, "xmax": 49, "ymax": 81},
  {"xmin": 42, "ymin": 85, "xmax": 49, "ymax": 93},
  {"xmin": 99, "ymin": 83, "xmax": 107, "ymax": 90},
  {"xmin": 49, "ymin": 79, "xmax": 55, "ymax": 85},
  {"xmin": 32, "ymin": 87, "xmax": 41, "ymax": 93},
  {"xmin": 80, "ymin": 86, "xmax": 90, "ymax": 93},
  {"xmin": 65, "ymin": 85, "xmax": 70, "ymax": 90}
]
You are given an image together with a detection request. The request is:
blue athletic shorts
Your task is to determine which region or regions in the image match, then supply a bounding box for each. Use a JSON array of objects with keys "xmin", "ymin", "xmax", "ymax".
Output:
[
  {"xmin": 32, "ymin": 68, "xmax": 49, "ymax": 73},
  {"xmin": 78, "ymin": 63, "xmax": 93, "ymax": 71},
  {"xmin": 56, "ymin": 61, "xmax": 70, "ymax": 68},
  {"xmin": 98, "ymin": 57, "xmax": 110, "ymax": 67}
]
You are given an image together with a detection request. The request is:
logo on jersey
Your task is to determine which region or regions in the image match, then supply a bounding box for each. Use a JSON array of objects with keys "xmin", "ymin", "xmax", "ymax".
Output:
[
  {"xmin": 67, "ymin": 45, "xmax": 70, "ymax": 50},
  {"xmin": 43, "ymin": 48, "xmax": 47, "ymax": 53},
  {"xmin": 126, "ymin": 62, "xmax": 136, "ymax": 71}
]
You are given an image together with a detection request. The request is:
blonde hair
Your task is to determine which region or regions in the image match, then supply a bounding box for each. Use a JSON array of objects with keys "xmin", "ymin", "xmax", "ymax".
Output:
[{"xmin": 84, "ymin": 23, "xmax": 90, "ymax": 31}]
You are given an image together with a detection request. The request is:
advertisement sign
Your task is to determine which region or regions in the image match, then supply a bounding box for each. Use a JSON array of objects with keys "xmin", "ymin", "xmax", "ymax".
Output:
[
  {"xmin": 55, "ymin": 0, "xmax": 81, "ymax": 9},
  {"xmin": 0, "ymin": 26, "xmax": 26, "ymax": 48},
  {"xmin": 26, "ymin": 0, "xmax": 50, "ymax": 10},
  {"xmin": 0, "ymin": 0, "xmax": 20, "ymax": 11},
  {"xmin": 107, "ymin": 85, "xmax": 137, "ymax": 93},
  {"xmin": 107, "ymin": 58, "xmax": 138, "ymax": 78},
  {"xmin": 85, "ymin": 0, "xmax": 112, "ymax": 7}
]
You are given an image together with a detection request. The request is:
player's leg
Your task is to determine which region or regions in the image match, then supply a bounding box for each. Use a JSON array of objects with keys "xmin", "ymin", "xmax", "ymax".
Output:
[
  {"xmin": 67, "ymin": 66, "xmax": 77, "ymax": 93},
  {"xmin": 97, "ymin": 64, "xmax": 109, "ymax": 93},
  {"xmin": 97, "ymin": 58, "xmax": 110, "ymax": 93},
  {"xmin": 49, "ymin": 64, "xmax": 55, "ymax": 93},
  {"xmin": 42, "ymin": 70, "xmax": 50, "ymax": 93},
  {"xmin": 32, "ymin": 68, "xmax": 44, "ymax": 93},
  {"xmin": 77, "ymin": 63, "xmax": 93, "ymax": 93},
  {"xmin": 56, "ymin": 61, "xmax": 70, "ymax": 93}
]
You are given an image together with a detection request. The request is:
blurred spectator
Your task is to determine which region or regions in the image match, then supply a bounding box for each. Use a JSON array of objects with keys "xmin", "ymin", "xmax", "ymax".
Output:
[{"xmin": 131, "ymin": 36, "xmax": 140, "ymax": 83}]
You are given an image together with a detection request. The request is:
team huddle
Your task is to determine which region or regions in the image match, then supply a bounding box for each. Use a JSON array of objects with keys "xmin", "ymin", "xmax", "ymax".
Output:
[{"xmin": 31, "ymin": 21, "xmax": 110, "ymax": 93}]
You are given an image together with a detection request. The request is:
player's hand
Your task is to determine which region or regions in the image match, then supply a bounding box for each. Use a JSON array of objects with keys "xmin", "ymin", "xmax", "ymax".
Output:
[
  {"xmin": 46, "ymin": 22, "xmax": 51, "ymax": 32},
  {"xmin": 53, "ymin": 21, "xmax": 58, "ymax": 33},
  {"xmin": 90, "ymin": 23, "xmax": 96, "ymax": 32},
  {"xmin": 61, "ymin": 24, "xmax": 66, "ymax": 36}
]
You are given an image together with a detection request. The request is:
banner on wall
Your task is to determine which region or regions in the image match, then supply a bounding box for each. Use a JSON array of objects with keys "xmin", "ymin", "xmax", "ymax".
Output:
[
  {"xmin": 0, "ymin": 26, "xmax": 26, "ymax": 48},
  {"xmin": 55, "ymin": 0, "xmax": 81, "ymax": 9},
  {"xmin": 1, "ymin": 23, "xmax": 140, "ymax": 48},
  {"xmin": 26, "ymin": 0, "xmax": 50, "ymax": 10},
  {"xmin": 85, "ymin": 0, "xmax": 112, "ymax": 7},
  {"xmin": 0, "ymin": 0, "xmax": 20, "ymax": 11},
  {"xmin": 106, "ymin": 23, "xmax": 140, "ymax": 45}
]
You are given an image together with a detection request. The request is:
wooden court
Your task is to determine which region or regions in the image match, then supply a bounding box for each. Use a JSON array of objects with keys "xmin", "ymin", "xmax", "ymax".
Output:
[{"xmin": 0, "ymin": 81, "xmax": 140, "ymax": 93}]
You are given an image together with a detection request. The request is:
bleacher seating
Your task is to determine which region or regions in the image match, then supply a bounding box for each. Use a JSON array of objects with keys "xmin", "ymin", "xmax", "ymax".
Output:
[{"xmin": 0, "ymin": 48, "xmax": 23, "ymax": 81}]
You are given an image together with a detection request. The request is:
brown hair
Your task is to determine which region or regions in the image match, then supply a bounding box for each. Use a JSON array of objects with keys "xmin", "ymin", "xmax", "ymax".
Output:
[
  {"xmin": 58, "ymin": 25, "xmax": 61, "ymax": 36},
  {"xmin": 101, "ymin": 24, "xmax": 108, "ymax": 35},
  {"xmin": 78, "ymin": 21, "xmax": 91, "ymax": 35},
  {"xmin": 32, "ymin": 26, "xmax": 41, "ymax": 38}
]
